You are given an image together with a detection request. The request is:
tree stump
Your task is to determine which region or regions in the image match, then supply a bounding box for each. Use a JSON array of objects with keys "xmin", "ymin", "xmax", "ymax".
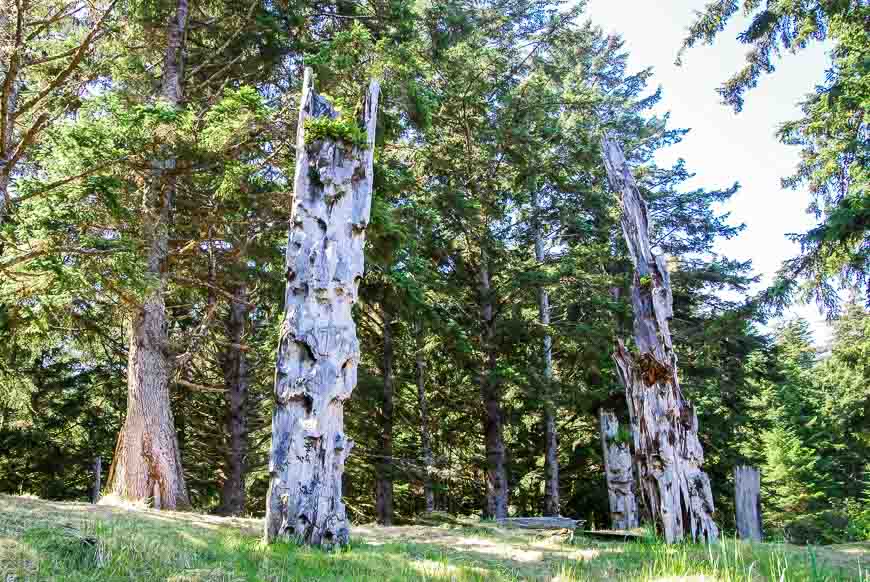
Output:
[
  {"xmin": 599, "ymin": 408, "xmax": 639, "ymax": 530},
  {"xmin": 734, "ymin": 465, "xmax": 762, "ymax": 541},
  {"xmin": 264, "ymin": 68, "xmax": 379, "ymax": 548}
]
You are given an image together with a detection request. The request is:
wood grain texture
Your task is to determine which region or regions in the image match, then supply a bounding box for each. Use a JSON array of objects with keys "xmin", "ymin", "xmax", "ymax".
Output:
[
  {"xmin": 601, "ymin": 133, "xmax": 718, "ymax": 543},
  {"xmin": 734, "ymin": 465, "xmax": 763, "ymax": 541},
  {"xmin": 599, "ymin": 408, "xmax": 639, "ymax": 530},
  {"xmin": 264, "ymin": 69, "xmax": 379, "ymax": 547}
]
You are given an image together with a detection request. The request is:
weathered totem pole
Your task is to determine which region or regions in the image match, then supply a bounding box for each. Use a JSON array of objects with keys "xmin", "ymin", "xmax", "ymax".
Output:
[
  {"xmin": 601, "ymin": 133, "xmax": 719, "ymax": 543},
  {"xmin": 734, "ymin": 465, "xmax": 763, "ymax": 541},
  {"xmin": 599, "ymin": 408, "xmax": 639, "ymax": 530},
  {"xmin": 264, "ymin": 69, "xmax": 380, "ymax": 547},
  {"xmin": 533, "ymin": 190, "xmax": 560, "ymax": 517}
]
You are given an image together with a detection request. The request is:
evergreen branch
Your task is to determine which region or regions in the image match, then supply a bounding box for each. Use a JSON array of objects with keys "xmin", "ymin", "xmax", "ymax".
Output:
[{"xmin": 15, "ymin": 0, "xmax": 119, "ymax": 120}]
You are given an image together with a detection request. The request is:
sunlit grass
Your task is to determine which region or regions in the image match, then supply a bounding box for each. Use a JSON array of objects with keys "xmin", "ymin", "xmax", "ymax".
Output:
[
  {"xmin": 1, "ymin": 495, "xmax": 866, "ymax": 581},
  {"xmin": 563, "ymin": 534, "xmax": 867, "ymax": 581}
]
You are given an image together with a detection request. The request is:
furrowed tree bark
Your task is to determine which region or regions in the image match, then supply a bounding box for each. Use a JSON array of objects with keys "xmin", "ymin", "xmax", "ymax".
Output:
[
  {"xmin": 0, "ymin": 79, "xmax": 18, "ymax": 248},
  {"xmin": 415, "ymin": 321, "xmax": 435, "ymax": 513},
  {"xmin": 479, "ymin": 255, "xmax": 509, "ymax": 519},
  {"xmin": 599, "ymin": 408, "xmax": 639, "ymax": 530},
  {"xmin": 219, "ymin": 284, "xmax": 250, "ymax": 516},
  {"xmin": 264, "ymin": 69, "xmax": 379, "ymax": 547},
  {"xmin": 0, "ymin": 1, "xmax": 21, "ymax": 236},
  {"xmin": 105, "ymin": 0, "xmax": 190, "ymax": 510},
  {"xmin": 375, "ymin": 301, "xmax": 394, "ymax": 525},
  {"xmin": 601, "ymin": 133, "xmax": 718, "ymax": 543},
  {"xmin": 533, "ymin": 190, "xmax": 560, "ymax": 517},
  {"xmin": 734, "ymin": 465, "xmax": 762, "ymax": 541}
]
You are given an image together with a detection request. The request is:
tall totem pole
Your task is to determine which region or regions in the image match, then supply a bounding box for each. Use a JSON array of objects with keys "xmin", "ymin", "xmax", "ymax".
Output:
[
  {"xmin": 601, "ymin": 134, "xmax": 719, "ymax": 543},
  {"xmin": 265, "ymin": 69, "xmax": 380, "ymax": 547}
]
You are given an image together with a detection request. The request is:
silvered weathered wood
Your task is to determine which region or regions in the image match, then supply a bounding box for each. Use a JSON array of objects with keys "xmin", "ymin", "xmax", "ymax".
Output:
[
  {"xmin": 599, "ymin": 408, "xmax": 639, "ymax": 530},
  {"xmin": 264, "ymin": 69, "xmax": 379, "ymax": 547},
  {"xmin": 601, "ymin": 134, "xmax": 718, "ymax": 543},
  {"xmin": 496, "ymin": 517, "xmax": 579, "ymax": 529},
  {"xmin": 734, "ymin": 465, "xmax": 762, "ymax": 541}
]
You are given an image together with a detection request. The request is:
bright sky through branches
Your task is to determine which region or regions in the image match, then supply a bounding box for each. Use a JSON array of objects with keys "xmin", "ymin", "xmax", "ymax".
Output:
[{"xmin": 584, "ymin": 0, "xmax": 833, "ymax": 345}]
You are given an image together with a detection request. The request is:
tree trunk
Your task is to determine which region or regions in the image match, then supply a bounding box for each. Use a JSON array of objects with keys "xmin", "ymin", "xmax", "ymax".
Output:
[
  {"xmin": 533, "ymin": 191, "xmax": 559, "ymax": 517},
  {"xmin": 479, "ymin": 257, "xmax": 509, "ymax": 519},
  {"xmin": 415, "ymin": 321, "xmax": 435, "ymax": 513},
  {"xmin": 375, "ymin": 302, "xmax": 394, "ymax": 526},
  {"xmin": 601, "ymin": 134, "xmax": 718, "ymax": 543},
  {"xmin": 219, "ymin": 284, "xmax": 250, "ymax": 516},
  {"xmin": 0, "ymin": 80, "xmax": 19, "ymax": 249},
  {"xmin": 264, "ymin": 69, "xmax": 379, "ymax": 547},
  {"xmin": 91, "ymin": 456, "xmax": 102, "ymax": 504},
  {"xmin": 0, "ymin": 169, "xmax": 9, "ymax": 248},
  {"xmin": 734, "ymin": 465, "xmax": 762, "ymax": 541},
  {"xmin": 599, "ymin": 408, "xmax": 639, "ymax": 530},
  {"xmin": 108, "ymin": 0, "xmax": 189, "ymax": 510},
  {"xmin": 105, "ymin": 0, "xmax": 190, "ymax": 511}
]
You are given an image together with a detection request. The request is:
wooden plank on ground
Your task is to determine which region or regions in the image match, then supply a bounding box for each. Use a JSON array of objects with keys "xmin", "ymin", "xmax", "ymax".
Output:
[{"xmin": 495, "ymin": 517, "xmax": 581, "ymax": 529}]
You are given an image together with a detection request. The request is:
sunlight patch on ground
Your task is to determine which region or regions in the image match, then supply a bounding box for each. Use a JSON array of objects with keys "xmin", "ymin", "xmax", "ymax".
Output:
[
  {"xmin": 3, "ymin": 497, "xmax": 867, "ymax": 581},
  {"xmin": 834, "ymin": 543, "xmax": 870, "ymax": 556},
  {"xmin": 407, "ymin": 558, "xmax": 481, "ymax": 578},
  {"xmin": 453, "ymin": 535, "xmax": 543, "ymax": 562},
  {"xmin": 167, "ymin": 567, "xmax": 245, "ymax": 582}
]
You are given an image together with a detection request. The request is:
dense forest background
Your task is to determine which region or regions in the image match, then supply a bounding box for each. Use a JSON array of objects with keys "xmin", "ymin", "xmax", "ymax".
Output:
[{"xmin": 0, "ymin": 0, "xmax": 866, "ymax": 545}]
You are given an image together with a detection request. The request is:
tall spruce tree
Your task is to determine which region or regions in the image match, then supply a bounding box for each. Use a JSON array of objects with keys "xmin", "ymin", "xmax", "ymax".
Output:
[{"xmin": 678, "ymin": 0, "xmax": 869, "ymax": 314}]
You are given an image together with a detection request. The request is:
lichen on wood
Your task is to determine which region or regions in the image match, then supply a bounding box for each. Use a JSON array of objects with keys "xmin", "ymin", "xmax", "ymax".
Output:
[
  {"xmin": 264, "ymin": 68, "xmax": 379, "ymax": 548},
  {"xmin": 601, "ymin": 133, "xmax": 719, "ymax": 543}
]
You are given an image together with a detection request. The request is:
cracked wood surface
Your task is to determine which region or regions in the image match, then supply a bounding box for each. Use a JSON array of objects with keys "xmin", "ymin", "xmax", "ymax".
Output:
[
  {"xmin": 264, "ymin": 68, "xmax": 379, "ymax": 547},
  {"xmin": 734, "ymin": 465, "xmax": 763, "ymax": 541},
  {"xmin": 601, "ymin": 133, "xmax": 718, "ymax": 543},
  {"xmin": 599, "ymin": 408, "xmax": 639, "ymax": 530}
]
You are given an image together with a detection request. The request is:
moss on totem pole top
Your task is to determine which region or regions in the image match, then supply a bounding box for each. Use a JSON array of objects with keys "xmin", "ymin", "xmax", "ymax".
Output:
[{"xmin": 303, "ymin": 115, "xmax": 368, "ymax": 148}]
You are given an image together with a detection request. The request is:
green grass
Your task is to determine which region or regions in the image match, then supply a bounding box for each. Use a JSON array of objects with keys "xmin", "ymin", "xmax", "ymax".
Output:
[
  {"xmin": 1, "ymin": 495, "xmax": 867, "ymax": 581},
  {"xmin": 564, "ymin": 533, "xmax": 867, "ymax": 581}
]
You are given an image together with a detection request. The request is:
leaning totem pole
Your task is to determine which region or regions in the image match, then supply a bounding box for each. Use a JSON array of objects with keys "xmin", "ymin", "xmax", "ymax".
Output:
[{"xmin": 601, "ymin": 134, "xmax": 719, "ymax": 543}]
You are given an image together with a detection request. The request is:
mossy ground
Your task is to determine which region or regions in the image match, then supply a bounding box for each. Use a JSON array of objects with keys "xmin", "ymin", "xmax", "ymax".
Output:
[{"xmin": 1, "ymin": 495, "xmax": 866, "ymax": 581}]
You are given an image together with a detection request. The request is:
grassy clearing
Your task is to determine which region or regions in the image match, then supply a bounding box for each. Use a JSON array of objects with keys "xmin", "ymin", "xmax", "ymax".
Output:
[{"xmin": 0, "ymin": 495, "xmax": 866, "ymax": 581}]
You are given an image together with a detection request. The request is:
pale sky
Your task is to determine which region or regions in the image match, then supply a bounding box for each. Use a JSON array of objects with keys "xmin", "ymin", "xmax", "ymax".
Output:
[{"xmin": 583, "ymin": 0, "xmax": 833, "ymax": 345}]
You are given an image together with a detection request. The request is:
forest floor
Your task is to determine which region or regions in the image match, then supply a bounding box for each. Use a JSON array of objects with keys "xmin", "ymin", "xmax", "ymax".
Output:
[{"xmin": 0, "ymin": 494, "xmax": 867, "ymax": 581}]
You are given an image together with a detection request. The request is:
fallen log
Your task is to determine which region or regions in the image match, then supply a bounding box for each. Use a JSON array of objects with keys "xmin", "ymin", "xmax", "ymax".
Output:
[
  {"xmin": 578, "ymin": 529, "xmax": 644, "ymax": 541},
  {"xmin": 495, "ymin": 517, "xmax": 582, "ymax": 530}
]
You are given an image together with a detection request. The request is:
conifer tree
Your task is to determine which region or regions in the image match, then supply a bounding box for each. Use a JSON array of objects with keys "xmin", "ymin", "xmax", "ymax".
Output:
[{"xmin": 679, "ymin": 0, "xmax": 869, "ymax": 314}]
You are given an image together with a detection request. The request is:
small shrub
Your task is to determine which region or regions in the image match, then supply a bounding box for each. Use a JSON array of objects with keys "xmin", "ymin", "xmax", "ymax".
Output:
[
  {"xmin": 843, "ymin": 498, "xmax": 870, "ymax": 541},
  {"xmin": 783, "ymin": 510, "xmax": 852, "ymax": 545},
  {"xmin": 638, "ymin": 274, "xmax": 652, "ymax": 290}
]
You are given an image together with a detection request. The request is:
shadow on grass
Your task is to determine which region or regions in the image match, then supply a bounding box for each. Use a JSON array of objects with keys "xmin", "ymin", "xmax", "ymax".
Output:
[
  {"xmin": 2, "ymin": 496, "xmax": 867, "ymax": 581},
  {"xmin": 4, "ymin": 506, "xmax": 525, "ymax": 580}
]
